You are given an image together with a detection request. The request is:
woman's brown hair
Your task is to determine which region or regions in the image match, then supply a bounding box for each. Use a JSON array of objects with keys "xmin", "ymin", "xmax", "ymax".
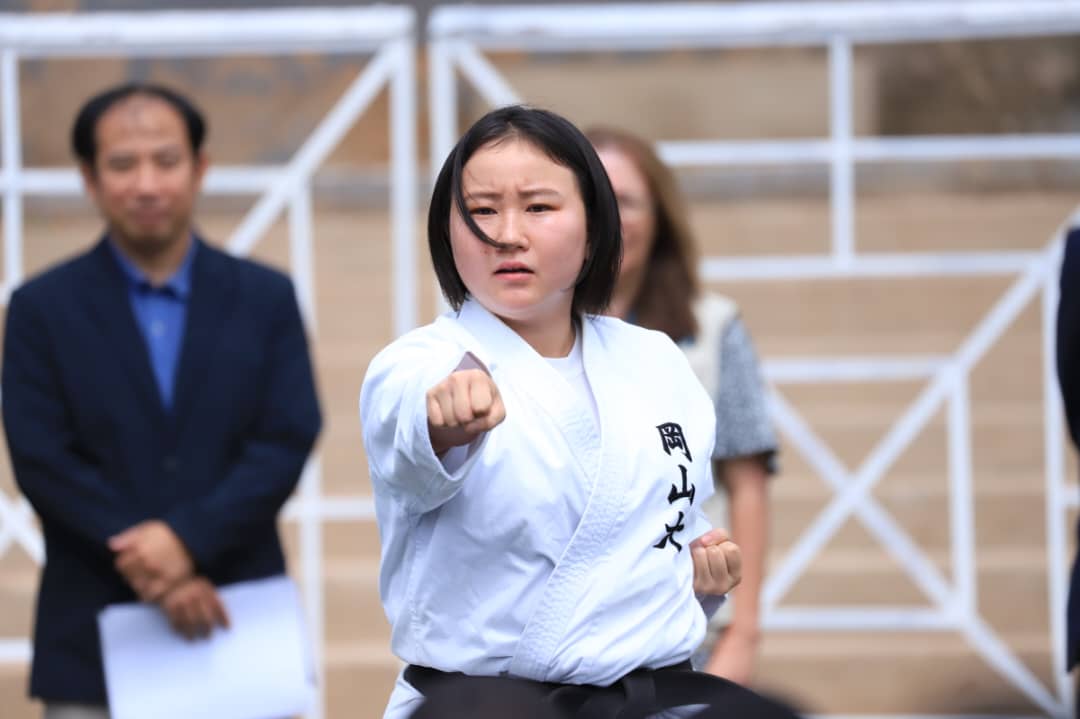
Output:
[{"xmin": 586, "ymin": 127, "xmax": 700, "ymax": 341}]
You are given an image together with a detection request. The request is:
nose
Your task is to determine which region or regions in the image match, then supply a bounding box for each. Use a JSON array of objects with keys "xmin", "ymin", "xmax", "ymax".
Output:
[
  {"xmin": 494, "ymin": 210, "xmax": 528, "ymax": 250},
  {"xmin": 133, "ymin": 162, "xmax": 163, "ymax": 196}
]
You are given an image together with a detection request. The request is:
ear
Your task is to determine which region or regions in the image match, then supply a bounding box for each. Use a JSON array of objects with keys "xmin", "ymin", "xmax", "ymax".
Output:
[
  {"xmin": 192, "ymin": 151, "xmax": 209, "ymax": 191},
  {"xmin": 79, "ymin": 162, "xmax": 99, "ymax": 204}
]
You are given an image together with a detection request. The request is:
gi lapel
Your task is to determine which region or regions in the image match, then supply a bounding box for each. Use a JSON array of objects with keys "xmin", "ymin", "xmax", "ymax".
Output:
[
  {"xmin": 85, "ymin": 240, "xmax": 168, "ymax": 428},
  {"xmin": 507, "ymin": 314, "xmax": 629, "ymax": 680},
  {"xmin": 170, "ymin": 238, "xmax": 232, "ymax": 432},
  {"xmin": 452, "ymin": 304, "xmax": 624, "ymax": 680},
  {"xmin": 454, "ymin": 300, "xmax": 601, "ymax": 482}
]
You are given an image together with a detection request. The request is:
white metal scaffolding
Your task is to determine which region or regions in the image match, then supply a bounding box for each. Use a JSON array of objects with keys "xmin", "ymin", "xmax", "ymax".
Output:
[
  {"xmin": 428, "ymin": 3, "xmax": 1080, "ymax": 716},
  {"xmin": 0, "ymin": 9, "xmax": 417, "ymax": 719}
]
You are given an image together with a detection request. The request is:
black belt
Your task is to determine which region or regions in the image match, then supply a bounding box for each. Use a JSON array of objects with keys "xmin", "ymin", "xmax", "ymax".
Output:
[{"xmin": 404, "ymin": 660, "xmax": 799, "ymax": 719}]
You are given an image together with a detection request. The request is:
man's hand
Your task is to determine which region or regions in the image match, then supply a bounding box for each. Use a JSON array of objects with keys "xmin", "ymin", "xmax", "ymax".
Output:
[
  {"xmin": 160, "ymin": 576, "xmax": 230, "ymax": 640},
  {"xmin": 109, "ymin": 520, "xmax": 194, "ymax": 602},
  {"xmin": 427, "ymin": 368, "xmax": 506, "ymax": 455},
  {"xmin": 691, "ymin": 528, "xmax": 742, "ymax": 596}
]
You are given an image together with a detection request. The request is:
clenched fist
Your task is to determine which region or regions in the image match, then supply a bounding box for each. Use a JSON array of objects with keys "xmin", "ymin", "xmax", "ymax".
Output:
[
  {"xmin": 691, "ymin": 528, "xmax": 742, "ymax": 596},
  {"xmin": 427, "ymin": 368, "xmax": 506, "ymax": 455}
]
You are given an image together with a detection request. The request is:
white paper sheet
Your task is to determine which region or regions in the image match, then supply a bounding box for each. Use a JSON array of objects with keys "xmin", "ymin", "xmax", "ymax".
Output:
[{"xmin": 99, "ymin": 574, "xmax": 315, "ymax": 719}]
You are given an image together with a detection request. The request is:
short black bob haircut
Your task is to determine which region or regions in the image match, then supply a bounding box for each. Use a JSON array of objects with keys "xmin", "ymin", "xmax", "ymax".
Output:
[
  {"xmin": 71, "ymin": 83, "xmax": 207, "ymax": 168},
  {"xmin": 427, "ymin": 105, "xmax": 622, "ymax": 317}
]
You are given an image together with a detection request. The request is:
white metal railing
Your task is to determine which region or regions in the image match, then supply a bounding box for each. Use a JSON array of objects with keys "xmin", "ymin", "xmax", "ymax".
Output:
[
  {"xmin": 0, "ymin": 9, "xmax": 418, "ymax": 719},
  {"xmin": 3, "ymin": 3, "xmax": 1078, "ymax": 717},
  {"xmin": 429, "ymin": 1, "xmax": 1080, "ymax": 279},
  {"xmin": 428, "ymin": 2, "xmax": 1080, "ymax": 717}
]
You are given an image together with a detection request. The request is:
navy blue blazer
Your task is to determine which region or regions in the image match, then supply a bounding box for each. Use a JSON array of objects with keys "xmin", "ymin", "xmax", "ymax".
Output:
[
  {"xmin": 1058, "ymin": 227, "xmax": 1080, "ymax": 670},
  {"xmin": 1, "ymin": 237, "xmax": 322, "ymax": 703}
]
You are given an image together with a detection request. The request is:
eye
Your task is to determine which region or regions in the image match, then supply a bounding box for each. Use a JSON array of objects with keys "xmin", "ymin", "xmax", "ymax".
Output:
[
  {"xmin": 526, "ymin": 203, "xmax": 553, "ymax": 213},
  {"xmin": 106, "ymin": 157, "xmax": 136, "ymax": 172},
  {"xmin": 155, "ymin": 153, "xmax": 182, "ymax": 168},
  {"xmin": 468, "ymin": 206, "xmax": 496, "ymax": 216}
]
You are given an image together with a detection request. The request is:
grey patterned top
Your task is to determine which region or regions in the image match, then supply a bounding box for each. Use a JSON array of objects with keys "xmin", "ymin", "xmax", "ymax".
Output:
[{"xmin": 705, "ymin": 316, "xmax": 778, "ymax": 472}]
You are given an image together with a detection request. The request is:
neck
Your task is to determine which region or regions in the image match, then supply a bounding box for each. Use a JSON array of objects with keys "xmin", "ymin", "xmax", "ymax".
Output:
[
  {"xmin": 503, "ymin": 313, "xmax": 576, "ymax": 358},
  {"xmin": 112, "ymin": 230, "xmax": 193, "ymax": 286},
  {"xmin": 608, "ymin": 266, "xmax": 645, "ymax": 321}
]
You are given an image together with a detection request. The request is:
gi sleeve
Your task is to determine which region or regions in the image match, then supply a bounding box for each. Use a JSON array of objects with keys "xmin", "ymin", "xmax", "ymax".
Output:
[{"xmin": 360, "ymin": 337, "xmax": 492, "ymax": 514}]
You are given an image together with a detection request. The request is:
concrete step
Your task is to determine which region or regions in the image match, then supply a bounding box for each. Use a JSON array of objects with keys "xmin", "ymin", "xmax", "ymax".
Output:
[
  {"xmin": 3, "ymin": 188, "xmax": 1075, "ymax": 718},
  {"xmin": 323, "ymin": 658, "xmax": 400, "ymax": 719},
  {"xmin": 756, "ymin": 631, "xmax": 1056, "ymax": 716},
  {"xmin": 693, "ymin": 191, "xmax": 1075, "ymax": 257},
  {"xmin": 0, "ymin": 664, "xmax": 35, "ymax": 719},
  {"xmin": 0, "ymin": 648, "xmax": 401, "ymax": 719},
  {"xmin": 0, "ymin": 547, "xmax": 1056, "ymax": 630},
  {"xmin": 770, "ymin": 484, "xmax": 1054, "ymax": 552}
]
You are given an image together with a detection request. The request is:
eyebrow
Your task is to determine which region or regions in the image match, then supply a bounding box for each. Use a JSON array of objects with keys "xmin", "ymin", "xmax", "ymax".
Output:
[
  {"xmin": 103, "ymin": 143, "xmax": 184, "ymax": 159},
  {"xmin": 464, "ymin": 188, "xmax": 563, "ymax": 201}
]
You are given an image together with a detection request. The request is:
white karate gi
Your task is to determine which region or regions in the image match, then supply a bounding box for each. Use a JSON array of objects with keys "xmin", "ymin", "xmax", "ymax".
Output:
[{"xmin": 360, "ymin": 299, "xmax": 718, "ymax": 719}]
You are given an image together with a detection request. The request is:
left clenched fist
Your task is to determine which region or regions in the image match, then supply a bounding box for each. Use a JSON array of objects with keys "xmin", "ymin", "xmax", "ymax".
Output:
[{"xmin": 691, "ymin": 528, "xmax": 742, "ymax": 596}]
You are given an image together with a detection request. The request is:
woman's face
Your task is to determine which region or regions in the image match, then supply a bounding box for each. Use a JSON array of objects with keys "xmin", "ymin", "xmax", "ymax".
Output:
[
  {"xmin": 596, "ymin": 145, "xmax": 656, "ymax": 286},
  {"xmin": 450, "ymin": 136, "xmax": 588, "ymax": 332}
]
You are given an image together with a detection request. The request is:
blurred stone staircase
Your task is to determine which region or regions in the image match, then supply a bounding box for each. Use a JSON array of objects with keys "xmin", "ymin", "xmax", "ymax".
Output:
[{"xmin": 0, "ymin": 190, "xmax": 1076, "ymax": 718}]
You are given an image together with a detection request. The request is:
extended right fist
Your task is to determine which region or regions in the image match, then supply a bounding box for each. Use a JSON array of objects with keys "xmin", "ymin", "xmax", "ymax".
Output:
[{"xmin": 426, "ymin": 368, "xmax": 506, "ymax": 454}]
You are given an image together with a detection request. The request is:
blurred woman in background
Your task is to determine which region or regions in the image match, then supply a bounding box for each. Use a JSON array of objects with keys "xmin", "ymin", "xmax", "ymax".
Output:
[{"xmin": 587, "ymin": 126, "xmax": 779, "ymax": 686}]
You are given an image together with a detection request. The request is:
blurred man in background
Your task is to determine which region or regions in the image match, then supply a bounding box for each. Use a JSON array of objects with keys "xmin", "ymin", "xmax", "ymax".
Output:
[{"xmin": 1, "ymin": 83, "xmax": 321, "ymax": 719}]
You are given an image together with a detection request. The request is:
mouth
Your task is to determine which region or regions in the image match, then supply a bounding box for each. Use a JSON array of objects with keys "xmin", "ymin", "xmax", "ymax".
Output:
[
  {"xmin": 131, "ymin": 210, "xmax": 168, "ymax": 225},
  {"xmin": 494, "ymin": 263, "xmax": 533, "ymax": 276}
]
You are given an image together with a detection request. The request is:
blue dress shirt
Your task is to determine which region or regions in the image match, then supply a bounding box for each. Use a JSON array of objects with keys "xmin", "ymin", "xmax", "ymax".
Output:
[{"xmin": 107, "ymin": 239, "xmax": 197, "ymax": 410}]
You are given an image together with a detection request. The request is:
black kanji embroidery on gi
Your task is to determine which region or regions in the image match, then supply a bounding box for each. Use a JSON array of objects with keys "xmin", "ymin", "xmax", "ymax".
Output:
[
  {"xmin": 667, "ymin": 464, "xmax": 696, "ymax": 505},
  {"xmin": 653, "ymin": 511, "xmax": 686, "ymax": 552},
  {"xmin": 657, "ymin": 422, "xmax": 692, "ymax": 462}
]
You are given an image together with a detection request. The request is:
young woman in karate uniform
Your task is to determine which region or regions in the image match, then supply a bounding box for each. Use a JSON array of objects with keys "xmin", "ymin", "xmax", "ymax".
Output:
[{"xmin": 360, "ymin": 106, "xmax": 798, "ymax": 719}]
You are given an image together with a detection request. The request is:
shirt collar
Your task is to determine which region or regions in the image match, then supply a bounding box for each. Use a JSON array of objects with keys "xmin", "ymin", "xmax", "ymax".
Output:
[{"xmin": 107, "ymin": 236, "xmax": 198, "ymax": 299}]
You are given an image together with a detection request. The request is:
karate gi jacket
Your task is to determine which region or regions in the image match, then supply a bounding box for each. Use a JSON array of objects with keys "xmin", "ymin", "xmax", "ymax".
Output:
[{"xmin": 360, "ymin": 299, "xmax": 718, "ymax": 718}]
